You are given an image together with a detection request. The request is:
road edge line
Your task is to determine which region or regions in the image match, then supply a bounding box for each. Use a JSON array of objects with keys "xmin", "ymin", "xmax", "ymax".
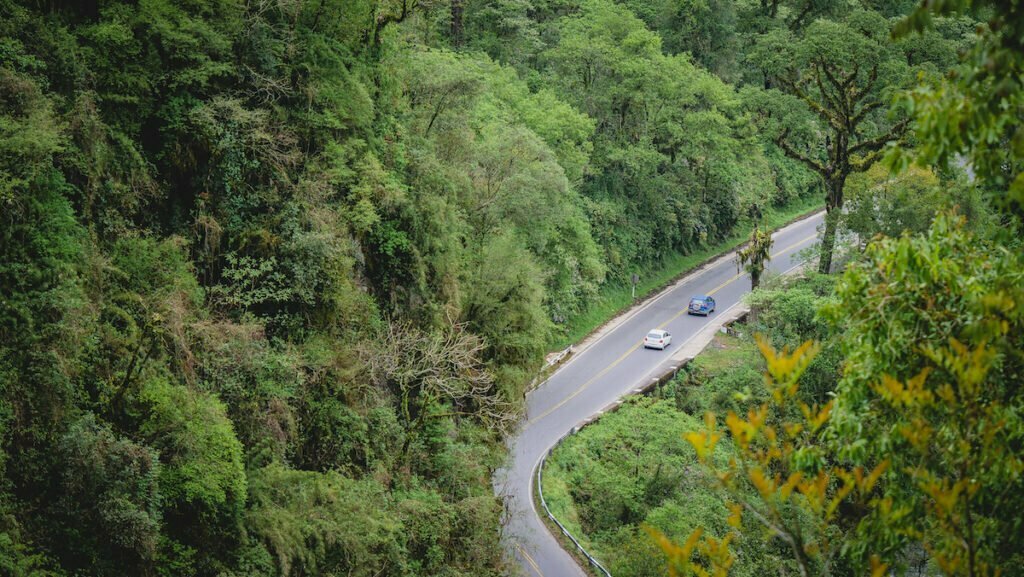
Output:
[
  {"xmin": 528, "ymin": 208, "xmax": 824, "ymax": 396},
  {"xmin": 531, "ymin": 263, "xmax": 812, "ymax": 576}
]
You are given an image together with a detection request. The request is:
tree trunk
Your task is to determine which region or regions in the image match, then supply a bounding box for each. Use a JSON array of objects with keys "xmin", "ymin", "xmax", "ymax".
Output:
[
  {"xmin": 818, "ymin": 211, "xmax": 838, "ymax": 274},
  {"xmin": 451, "ymin": 0, "xmax": 464, "ymax": 48},
  {"xmin": 818, "ymin": 178, "xmax": 844, "ymax": 274}
]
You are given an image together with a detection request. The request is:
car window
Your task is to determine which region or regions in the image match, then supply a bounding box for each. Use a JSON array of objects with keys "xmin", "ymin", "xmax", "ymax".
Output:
[{"xmin": 647, "ymin": 332, "xmax": 662, "ymax": 339}]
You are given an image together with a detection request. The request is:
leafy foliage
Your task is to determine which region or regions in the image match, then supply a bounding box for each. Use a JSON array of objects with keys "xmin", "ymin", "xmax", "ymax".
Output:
[
  {"xmin": 0, "ymin": 0, "xmax": 964, "ymax": 575},
  {"xmin": 825, "ymin": 214, "xmax": 1024, "ymax": 575},
  {"xmin": 895, "ymin": 0, "xmax": 1024, "ymax": 218},
  {"xmin": 736, "ymin": 227, "xmax": 774, "ymax": 290},
  {"xmin": 649, "ymin": 218, "xmax": 1023, "ymax": 577}
]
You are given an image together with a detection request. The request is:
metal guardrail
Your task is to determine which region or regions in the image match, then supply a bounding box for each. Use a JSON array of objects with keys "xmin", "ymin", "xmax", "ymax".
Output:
[
  {"xmin": 533, "ymin": 366, "xmax": 685, "ymax": 577},
  {"xmin": 536, "ymin": 431, "xmax": 613, "ymax": 577},
  {"xmin": 533, "ymin": 312, "xmax": 749, "ymax": 577},
  {"xmin": 547, "ymin": 345, "xmax": 574, "ymax": 367}
]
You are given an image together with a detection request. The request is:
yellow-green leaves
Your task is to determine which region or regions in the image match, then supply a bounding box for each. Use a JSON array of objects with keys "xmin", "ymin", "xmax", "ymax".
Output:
[
  {"xmin": 672, "ymin": 337, "xmax": 893, "ymax": 576},
  {"xmin": 871, "ymin": 370, "xmax": 933, "ymax": 408},
  {"xmin": 756, "ymin": 335, "xmax": 819, "ymax": 403},
  {"xmin": 647, "ymin": 525, "xmax": 735, "ymax": 577},
  {"xmin": 685, "ymin": 412, "xmax": 722, "ymax": 463},
  {"xmin": 827, "ymin": 213, "xmax": 1024, "ymax": 575}
]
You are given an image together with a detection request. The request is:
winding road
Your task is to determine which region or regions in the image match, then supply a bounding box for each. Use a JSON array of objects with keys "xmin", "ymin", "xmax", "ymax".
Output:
[{"xmin": 494, "ymin": 211, "xmax": 824, "ymax": 577}]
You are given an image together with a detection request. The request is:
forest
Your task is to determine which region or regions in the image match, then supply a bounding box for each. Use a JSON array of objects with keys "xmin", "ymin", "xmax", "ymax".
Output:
[
  {"xmin": 1, "ymin": 0, "xmax": 1021, "ymax": 575},
  {"xmin": 541, "ymin": 0, "xmax": 1024, "ymax": 574}
]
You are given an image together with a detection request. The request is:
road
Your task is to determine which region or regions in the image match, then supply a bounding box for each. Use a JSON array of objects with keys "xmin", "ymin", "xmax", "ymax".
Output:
[{"xmin": 494, "ymin": 211, "xmax": 824, "ymax": 577}]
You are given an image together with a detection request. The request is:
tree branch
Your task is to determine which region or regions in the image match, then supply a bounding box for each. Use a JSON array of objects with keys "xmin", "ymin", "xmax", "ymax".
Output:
[
  {"xmin": 736, "ymin": 497, "xmax": 811, "ymax": 577},
  {"xmin": 374, "ymin": 0, "xmax": 418, "ymax": 47},
  {"xmin": 812, "ymin": 63, "xmax": 843, "ymax": 123},
  {"xmin": 776, "ymin": 129, "xmax": 826, "ymax": 175},
  {"xmin": 778, "ymin": 75, "xmax": 842, "ymax": 130},
  {"xmin": 820, "ymin": 62, "xmax": 854, "ymax": 120},
  {"xmin": 788, "ymin": 0, "xmax": 815, "ymax": 32},
  {"xmin": 849, "ymin": 118, "xmax": 910, "ymax": 157},
  {"xmin": 849, "ymin": 99, "xmax": 885, "ymax": 128}
]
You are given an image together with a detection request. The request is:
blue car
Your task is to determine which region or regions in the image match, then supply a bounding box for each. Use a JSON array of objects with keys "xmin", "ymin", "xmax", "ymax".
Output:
[{"xmin": 688, "ymin": 295, "xmax": 716, "ymax": 316}]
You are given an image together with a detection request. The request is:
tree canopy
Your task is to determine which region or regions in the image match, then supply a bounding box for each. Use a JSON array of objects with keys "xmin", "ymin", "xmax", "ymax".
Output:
[{"xmin": 0, "ymin": 0, "xmax": 983, "ymax": 575}]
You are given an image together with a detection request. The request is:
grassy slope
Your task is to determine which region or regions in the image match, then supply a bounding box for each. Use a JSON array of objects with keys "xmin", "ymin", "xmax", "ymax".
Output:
[
  {"xmin": 542, "ymin": 333, "xmax": 755, "ymax": 538},
  {"xmin": 541, "ymin": 333, "xmax": 766, "ymax": 575},
  {"xmin": 552, "ymin": 195, "xmax": 823, "ymax": 350}
]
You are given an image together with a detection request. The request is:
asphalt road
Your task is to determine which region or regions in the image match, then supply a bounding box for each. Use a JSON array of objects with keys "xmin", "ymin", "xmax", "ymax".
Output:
[{"xmin": 494, "ymin": 211, "xmax": 824, "ymax": 577}]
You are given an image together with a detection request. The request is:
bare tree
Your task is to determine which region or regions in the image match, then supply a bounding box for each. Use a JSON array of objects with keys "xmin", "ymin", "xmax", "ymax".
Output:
[{"xmin": 361, "ymin": 318, "xmax": 518, "ymax": 459}]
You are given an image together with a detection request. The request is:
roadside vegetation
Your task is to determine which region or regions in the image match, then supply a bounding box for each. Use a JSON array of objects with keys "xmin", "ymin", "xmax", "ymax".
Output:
[
  {"xmin": 0, "ymin": 0, "xmax": 834, "ymax": 575},
  {"xmin": 544, "ymin": 274, "xmax": 842, "ymax": 576},
  {"xmin": 544, "ymin": 1, "xmax": 1024, "ymax": 574},
  {"xmin": 1, "ymin": 0, "xmax": 1018, "ymax": 574}
]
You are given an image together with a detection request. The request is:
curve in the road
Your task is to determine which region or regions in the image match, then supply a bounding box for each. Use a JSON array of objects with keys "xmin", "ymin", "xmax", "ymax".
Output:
[{"xmin": 494, "ymin": 211, "xmax": 824, "ymax": 577}]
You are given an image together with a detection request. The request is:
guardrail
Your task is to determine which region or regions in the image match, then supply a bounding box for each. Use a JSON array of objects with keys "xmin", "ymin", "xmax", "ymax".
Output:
[
  {"xmin": 533, "ymin": 313, "xmax": 748, "ymax": 577},
  {"xmin": 547, "ymin": 345, "xmax": 574, "ymax": 367},
  {"xmin": 533, "ymin": 363, "xmax": 685, "ymax": 577},
  {"xmin": 536, "ymin": 431, "xmax": 613, "ymax": 577}
]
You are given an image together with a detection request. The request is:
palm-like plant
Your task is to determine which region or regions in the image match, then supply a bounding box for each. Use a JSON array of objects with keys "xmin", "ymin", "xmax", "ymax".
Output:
[{"xmin": 737, "ymin": 227, "xmax": 774, "ymax": 291}]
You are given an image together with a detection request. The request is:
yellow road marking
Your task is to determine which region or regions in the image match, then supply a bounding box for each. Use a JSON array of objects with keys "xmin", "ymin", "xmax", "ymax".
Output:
[
  {"xmin": 528, "ymin": 342, "xmax": 643, "ymax": 424},
  {"xmin": 517, "ymin": 544, "xmax": 545, "ymax": 576},
  {"xmin": 526, "ymin": 231, "xmax": 818, "ymax": 427}
]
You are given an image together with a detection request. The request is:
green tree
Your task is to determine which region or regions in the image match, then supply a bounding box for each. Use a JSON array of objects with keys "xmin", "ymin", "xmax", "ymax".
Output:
[
  {"xmin": 138, "ymin": 377, "xmax": 247, "ymax": 573},
  {"xmin": 55, "ymin": 414, "xmax": 162, "ymax": 576},
  {"xmin": 662, "ymin": 216, "xmax": 1024, "ymax": 577},
  {"xmin": 895, "ymin": 0, "xmax": 1024, "ymax": 218},
  {"xmin": 843, "ymin": 163, "xmax": 937, "ymax": 243},
  {"xmin": 545, "ymin": 0, "xmax": 776, "ymax": 271},
  {"xmin": 824, "ymin": 214, "xmax": 1024, "ymax": 575},
  {"xmin": 750, "ymin": 10, "xmax": 919, "ymax": 273},
  {"xmin": 736, "ymin": 227, "xmax": 773, "ymax": 290}
]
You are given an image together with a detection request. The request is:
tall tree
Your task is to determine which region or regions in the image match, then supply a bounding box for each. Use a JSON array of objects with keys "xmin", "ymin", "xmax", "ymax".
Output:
[
  {"xmin": 451, "ymin": 0, "xmax": 464, "ymax": 47},
  {"xmin": 751, "ymin": 10, "xmax": 917, "ymax": 273},
  {"xmin": 736, "ymin": 226, "xmax": 774, "ymax": 290}
]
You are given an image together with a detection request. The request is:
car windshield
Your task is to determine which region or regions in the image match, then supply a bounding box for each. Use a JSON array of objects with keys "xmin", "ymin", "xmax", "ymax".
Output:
[
  {"xmin": 647, "ymin": 332, "xmax": 663, "ymax": 339},
  {"xmin": 691, "ymin": 299, "xmax": 705, "ymax": 306}
]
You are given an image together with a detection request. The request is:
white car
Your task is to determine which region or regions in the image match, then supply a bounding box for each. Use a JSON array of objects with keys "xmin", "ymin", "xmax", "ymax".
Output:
[{"xmin": 643, "ymin": 329, "xmax": 672, "ymax": 350}]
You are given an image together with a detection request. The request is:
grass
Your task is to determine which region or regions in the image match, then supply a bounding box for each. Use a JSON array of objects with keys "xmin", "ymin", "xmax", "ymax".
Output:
[
  {"xmin": 689, "ymin": 332, "xmax": 759, "ymax": 373},
  {"xmin": 551, "ymin": 195, "xmax": 824, "ymax": 350},
  {"xmin": 533, "ymin": 453, "xmax": 607, "ymax": 577}
]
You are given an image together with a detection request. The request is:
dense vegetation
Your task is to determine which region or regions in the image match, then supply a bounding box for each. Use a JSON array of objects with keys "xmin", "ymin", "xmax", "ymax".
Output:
[
  {"xmin": 544, "ymin": 275, "xmax": 842, "ymax": 576},
  {"xmin": 2, "ymin": 0, "xmax": 1015, "ymax": 574},
  {"xmin": 545, "ymin": 1, "xmax": 1024, "ymax": 574},
  {"xmin": 0, "ymin": 0, "xmax": 842, "ymax": 575}
]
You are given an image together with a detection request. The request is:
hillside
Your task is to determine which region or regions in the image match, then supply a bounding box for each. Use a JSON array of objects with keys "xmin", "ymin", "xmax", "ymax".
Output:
[{"xmin": 2, "ymin": 0, "xmax": 1021, "ymax": 576}]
